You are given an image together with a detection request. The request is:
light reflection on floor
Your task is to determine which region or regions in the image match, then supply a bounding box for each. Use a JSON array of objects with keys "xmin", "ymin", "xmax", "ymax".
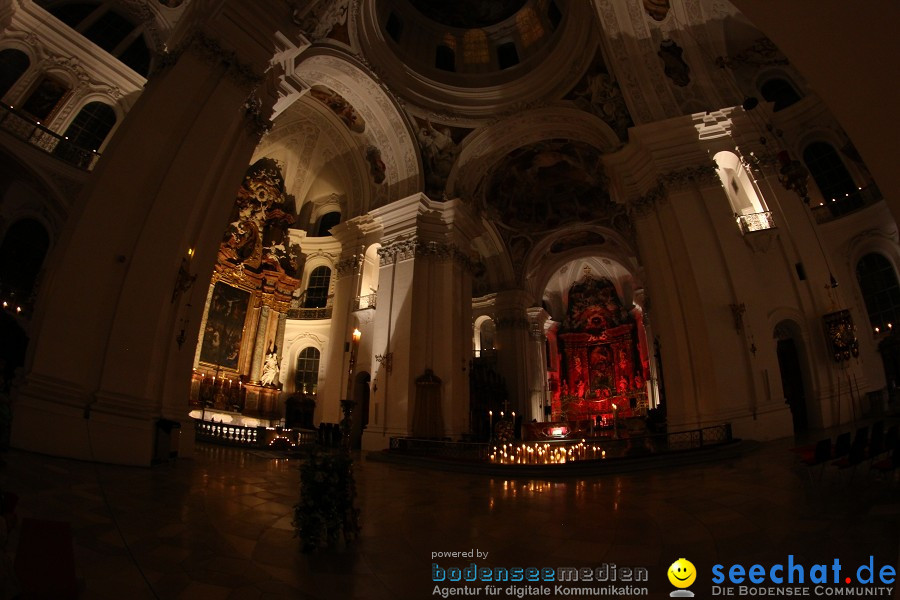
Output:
[{"xmin": 1, "ymin": 432, "xmax": 898, "ymax": 599}]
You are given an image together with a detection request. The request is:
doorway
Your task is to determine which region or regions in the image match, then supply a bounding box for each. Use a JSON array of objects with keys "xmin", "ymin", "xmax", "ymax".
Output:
[{"xmin": 777, "ymin": 338, "xmax": 808, "ymax": 433}]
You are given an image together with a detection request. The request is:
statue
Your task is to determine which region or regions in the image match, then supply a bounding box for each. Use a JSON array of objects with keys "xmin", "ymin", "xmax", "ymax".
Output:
[
  {"xmin": 260, "ymin": 345, "xmax": 280, "ymax": 387},
  {"xmin": 417, "ymin": 120, "xmax": 459, "ymax": 198}
]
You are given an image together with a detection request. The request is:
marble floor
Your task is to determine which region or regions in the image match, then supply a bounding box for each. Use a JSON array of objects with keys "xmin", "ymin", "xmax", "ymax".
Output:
[{"xmin": 1, "ymin": 428, "xmax": 899, "ymax": 600}]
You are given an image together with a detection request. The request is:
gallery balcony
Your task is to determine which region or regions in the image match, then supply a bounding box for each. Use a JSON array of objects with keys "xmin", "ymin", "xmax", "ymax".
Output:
[
  {"xmin": 809, "ymin": 184, "xmax": 883, "ymax": 224},
  {"xmin": 0, "ymin": 104, "xmax": 100, "ymax": 171},
  {"xmin": 736, "ymin": 210, "xmax": 777, "ymax": 234},
  {"xmin": 286, "ymin": 306, "xmax": 333, "ymax": 320},
  {"xmin": 354, "ymin": 292, "xmax": 377, "ymax": 311}
]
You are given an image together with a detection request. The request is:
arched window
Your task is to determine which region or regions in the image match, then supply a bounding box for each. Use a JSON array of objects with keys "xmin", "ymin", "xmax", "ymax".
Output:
[
  {"xmin": 714, "ymin": 151, "xmax": 773, "ymax": 232},
  {"xmin": 803, "ymin": 141, "xmax": 859, "ymax": 214},
  {"xmin": 435, "ymin": 45, "xmax": 455, "ymax": 72},
  {"xmin": 497, "ymin": 42, "xmax": 519, "ymax": 69},
  {"xmin": 760, "ymin": 77, "xmax": 801, "ymax": 112},
  {"xmin": 303, "ymin": 266, "xmax": 331, "ymax": 308},
  {"xmin": 856, "ymin": 253, "xmax": 900, "ymax": 333},
  {"xmin": 0, "ymin": 219, "xmax": 50, "ymax": 304},
  {"xmin": 480, "ymin": 319, "xmax": 496, "ymax": 353},
  {"xmin": 48, "ymin": 3, "xmax": 151, "ymax": 76},
  {"xmin": 0, "ymin": 49, "xmax": 30, "ymax": 100},
  {"xmin": 60, "ymin": 101, "xmax": 117, "ymax": 152},
  {"xmin": 21, "ymin": 76, "xmax": 69, "ymax": 121},
  {"xmin": 314, "ymin": 211, "xmax": 341, "ymax": 237},
  {"xmin": 295, "ymin": 347, "xmax": 321, "ymax": 394}
]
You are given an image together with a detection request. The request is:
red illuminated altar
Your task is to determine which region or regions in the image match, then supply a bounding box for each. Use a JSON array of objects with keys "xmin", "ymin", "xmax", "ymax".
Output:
[{"xmin": 551, "ymin": 275, "xmax": 649, "ymax": 423}]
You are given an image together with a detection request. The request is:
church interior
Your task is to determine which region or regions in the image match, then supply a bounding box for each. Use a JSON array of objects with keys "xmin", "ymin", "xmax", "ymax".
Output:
[{"xmin": 1, "ymin": 0, "xmax": 900, "ymax": 597}]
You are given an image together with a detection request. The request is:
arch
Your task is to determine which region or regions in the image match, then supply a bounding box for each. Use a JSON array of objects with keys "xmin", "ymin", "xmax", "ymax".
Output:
[
  {"xmin": 802, "ymin": 141, "xmax": 858, "ymax": 206},
  {"xmin": 20, "ymin": 74, "xmax": 71, "ymax": 122},
  {"xmin": 448, "ymin": 106, "xmax": 621, "ymax": 200},
  {"xmin": 473, "ymin": 315, "xmax": 496, "ymax": 358},
  {"xmin": 0, "ymin": 48, "xmax": 30, "ymax": 100},
  {"xmin": 313, "ymin": 211, "xmax": 341, "ymax": 237},
  {"xmin": 773, "ymin": 319, "xmax": 811, "ymax": 432},
  {"xmin": 57, "ymin": 100, "xmax": 117, "ymax": 158},
  {"xmin": 0, "ymin": 218, "xmax": 50, "ymax": 306},
  {"xmin": 48, "ymin": 2, "xmax": 152, "ymax": 76},
  {"xmin": 303, "ymin": 266, "xmax": 332, "ymax": 308},
  {"xmin": 293, "ymin": 48, "xmax": 422, "ymax": 205},
  {"xmin": 855, "ymin": 252, "xmax": 900, "ymax": 333},
  {"xmin": 713, "ymin": 150, "xmax": 766, "ymax": 216},
  {"xmin": 359, "ymin": 243, "xmax": 381, "ymax": 301},
  {"xmin": 759, "ymin": 76, "xmax": 802, "ymax": 111},
  {"xmin": 294, "ymin": 346, "xmax": 322, "ymax": 395}
]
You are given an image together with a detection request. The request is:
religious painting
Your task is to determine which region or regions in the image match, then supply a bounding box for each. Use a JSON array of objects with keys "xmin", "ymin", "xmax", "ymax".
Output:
[
  {"xmin": 309, "ymin": 85, "xmax": 365, "ymax": 133},
  {"xmin": 485, "ymin": 140, "xmax": 610, "ymax": 233},
  {"xmin": 21, "ymin": 76, "xmax": 69, "ymax": 121},
  {"xmin": 199, "ymin": 282, "xmax": 250, "ymax": 370}
]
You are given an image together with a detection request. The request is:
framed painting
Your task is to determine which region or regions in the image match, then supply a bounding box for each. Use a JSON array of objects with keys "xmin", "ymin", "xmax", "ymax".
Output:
[{"xmin": 199, "ymin": 282, "xmax": 251, "ymax": 370}]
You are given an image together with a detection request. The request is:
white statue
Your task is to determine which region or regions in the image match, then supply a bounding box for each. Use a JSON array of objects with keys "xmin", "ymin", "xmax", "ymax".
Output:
[{"xmin": 260, "ymin": 351, "xmax": 280, "ymax": 387}]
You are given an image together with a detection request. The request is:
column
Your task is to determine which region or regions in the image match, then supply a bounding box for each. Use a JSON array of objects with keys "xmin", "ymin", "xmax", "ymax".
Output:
[
  {"xmin": 11, "ymin": 1, "xmax": 292, "ymax": 465},
  {"xmin": 362, "ymin": 194, "xmax": 480, "ymax": 450},
  {"xmin": 493, "ymin": 289, "xmax": 535, "ymax": 418},
  {"xmin": 525, "ymin": 307, "xmax": 551, "ymax": 422}
]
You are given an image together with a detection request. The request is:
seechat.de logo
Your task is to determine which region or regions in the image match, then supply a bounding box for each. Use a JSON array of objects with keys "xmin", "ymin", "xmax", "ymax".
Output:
[{"xmin": 668, "ymin": 558, "xmax": 697, "ymax": 598}]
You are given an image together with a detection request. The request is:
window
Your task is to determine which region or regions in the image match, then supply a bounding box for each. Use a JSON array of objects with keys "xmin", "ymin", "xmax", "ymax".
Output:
[
  {"xmin": 435, "ymin": 45, "xmax": 455, "ymax": 72},
  {"xmin": 295, "ymin": 347, "xmax": 321, "ymax": 394},
  {"xmin": 304, "ymin": 266, "xmax": 332, "ymax": 308},
  {"xmin": 714, "ymin": 151, "xmax": 773, "ymax": 232},
  {"xmin": 497, "ymin": 42, "xmax": 519, "ymax": 69},
  {"xmin": 47, "ymin": 3, "xmax": 151, "ymax": 76},
  {"xmin": 83, "ymin": 10, "xmax": 133, "ymax": 52},
  {"xmin": 463, "ymin": 30, "xmax": 489, "ymax": 64},
  {"xmin": 856, "ymin": 253, "xmax": 900, "ymax": 333},
  {"xmin": 386, "ymin": 12, "xmax": 402, "ymax": 42},
  {"xmin": 314, "ymin": 211, "xmax": 341, "ymax": 237},
  {"xmin": 50, "ymin": 3, "xmax": 98, "ymax": 28},
  {"xmin": 803, "ymin": 142, "xmax": 859, "ymax": 214},
  {"xmin": 516, "ymin": 7, "xmax": 544, "ymax": 48},
  {"xmin": 760, "ymin": 78, "xmax": 801, "ymax": 112},
  {"xmin": 60, "ymin": 101, "xmax": 116, "ymax": 151},
  {"xmin": 21, "ymin": 77, "xmax": 69, "ymax": 121},
  {"xmin": 0, "ymin": 49, "xmax": 30, "ymax": 100}
]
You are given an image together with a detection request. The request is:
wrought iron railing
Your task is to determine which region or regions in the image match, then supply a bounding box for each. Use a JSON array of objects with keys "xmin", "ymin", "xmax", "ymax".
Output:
[
  {"xmin": 736, "ymin": 210, "xmax": 776, "ymax": 234},
  {"xmin": 354, "ymin": 293, "xmax": 376, "ymax": 310},
  {"xmin": 286, "ymin": 306, "xmax": 333, "ymax": 320},
  {"xmin": 809, "ymin": 184, "xmax": 883, "ymax": 224},
  {"xmin": 0, "ymin": 104, "xmax": 100, "ymax": 171}
]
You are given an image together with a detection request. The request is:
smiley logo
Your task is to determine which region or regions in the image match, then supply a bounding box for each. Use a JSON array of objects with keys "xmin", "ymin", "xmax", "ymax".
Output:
[{"xmin": 668, "ymin": 558, "xmax": 696, "ymax": 589}]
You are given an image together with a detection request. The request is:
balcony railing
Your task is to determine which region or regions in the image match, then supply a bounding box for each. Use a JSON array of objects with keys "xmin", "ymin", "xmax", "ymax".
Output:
[
  {"xmin": 736, "ymin": 210, "xmax": 776, "ymax": 234},
  {"xmin": 354, "ymin": 292, "xmax": 376, "ymax": 310},
  {"xmin": 286, "ymin": 306, "xmax": 333, "ymax": 320},
  {"xmin": 0, "ymin": 104, "xmax": 100, "ymax": 171},
  {"xmin": 809, "ymin": 184, "xmax": 883, "ymax": 224}
]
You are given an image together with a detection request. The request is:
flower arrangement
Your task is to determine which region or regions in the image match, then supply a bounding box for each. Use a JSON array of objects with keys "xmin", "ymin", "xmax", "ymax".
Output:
[{"xmin": 293, "ymin": 449, "xmax": 360, "ymax": 552}]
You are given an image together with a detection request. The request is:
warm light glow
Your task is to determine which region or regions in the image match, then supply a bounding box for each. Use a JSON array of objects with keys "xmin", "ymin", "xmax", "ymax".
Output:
[
  {"xmin": 875, "ymin": 327, "xmax": 880, "ymax": 333},
  {"xmin": 188, "ymin": 248, "xmax": 194, "ymax": 257},
  {"xmin": 489, "ymin": 440, "xmax": 608, "ymax": 465},
  {"xmin": 352, "ymin": 328, "xmax": 362, "ymax": 343}
]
